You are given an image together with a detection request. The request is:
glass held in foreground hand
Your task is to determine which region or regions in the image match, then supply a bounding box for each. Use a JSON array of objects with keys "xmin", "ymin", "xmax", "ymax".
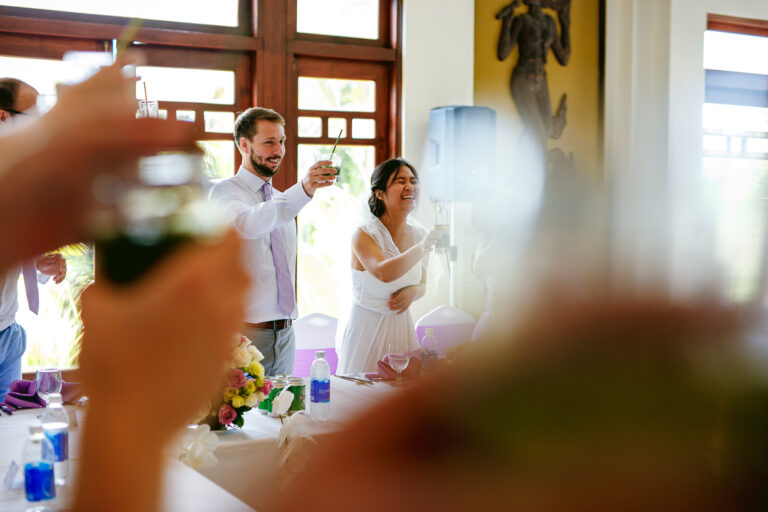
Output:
[
  {"xmin": 137, "ymin": 100, "xmax": 159, "ymax": 119},
  {"xmin": 35, "ymin": 369, "xmax": 62, "ymax": 405},
  {"xmin": 387, "ymin": 343, "xmax": 410, "ymax": 386},
  {"xmin": 317, "ymin": 152, "xmax": 341, "ymax": 183},
  {"xmin": 91, "ymin": 152, "xmax": 228, "ymax": 285}
]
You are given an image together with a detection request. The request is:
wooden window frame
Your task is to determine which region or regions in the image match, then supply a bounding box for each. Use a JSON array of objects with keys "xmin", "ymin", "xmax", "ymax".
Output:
[{"xmin": 708, "ymin": 13, "xmax": 768, "ymax": 38}]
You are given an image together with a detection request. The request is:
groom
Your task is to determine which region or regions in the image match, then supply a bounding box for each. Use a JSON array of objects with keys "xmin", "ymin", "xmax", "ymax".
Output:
[{"xmin": 209, "ymin": 107, "xmax": 336, "ymax": 375}]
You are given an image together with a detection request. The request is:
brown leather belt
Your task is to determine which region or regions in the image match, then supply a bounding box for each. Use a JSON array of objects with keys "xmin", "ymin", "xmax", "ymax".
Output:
[{"xmin": 244, "ymin": 319, "xmax": 292, "ymax": 330}]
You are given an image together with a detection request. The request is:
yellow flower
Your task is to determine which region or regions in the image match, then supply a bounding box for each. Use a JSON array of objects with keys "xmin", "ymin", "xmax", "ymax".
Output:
[
  {"xmin": 248, "ymin": 361, "xmax": 265, "ymax": 380},
  {"xmin": 245, "ymin": 393, "xmax": 260, "ymax": 407},
  {"xmin": 244, "ymin": 380, "xmax": 256, "ymax": 395},
  {"xmin": 231, "ymin": 395, "xmax": 245, "ymax": 408},
  {"xmin": 223, "ymin": 387, "xmax": 237, "ymax": 402}
]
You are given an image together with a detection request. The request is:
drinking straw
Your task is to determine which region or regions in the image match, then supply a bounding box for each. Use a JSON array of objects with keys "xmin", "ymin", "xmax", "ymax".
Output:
[
  {"xmin": 115, "ymin": 19, "xmax": 143, "ymax": 57},
  {"xmin": 143, "ymin": 82, "xmax": 149, "ymax": 103},
  {"xmin": 330, "ymin": 128, "xmax": 343, "ymax": 156}
]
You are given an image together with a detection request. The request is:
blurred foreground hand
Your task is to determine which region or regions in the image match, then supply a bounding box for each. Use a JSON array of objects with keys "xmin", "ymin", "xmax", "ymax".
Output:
[
  {"xmin": 269, "ymin": 292, "xmax": 768, "ymax": 511},
  {"xmin": 75, "ymin": 229, "xmax": 248, "ymax": 512},
  {"xmin": 0, "ymin": 52, "xmax": 198, "ymax": 273}
]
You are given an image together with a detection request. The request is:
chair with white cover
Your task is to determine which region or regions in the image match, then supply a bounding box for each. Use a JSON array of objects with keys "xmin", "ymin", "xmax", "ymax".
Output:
[
  {"xmin": 293, "ymin": 313, "xmax": 338, "ymax": 377},
  {"xmin": 415, "ymin": 305, "xmax": 476, "ymax": 354}
]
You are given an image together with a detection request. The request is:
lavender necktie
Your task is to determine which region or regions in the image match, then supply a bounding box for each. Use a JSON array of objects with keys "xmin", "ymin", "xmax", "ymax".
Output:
[
  {"xmin": 22, "ymin": 262, "xmax": 39, "ymax": 314},
  {"xmin": 262, "ymin": 182, "xmax": 296, "ymax": 317}
]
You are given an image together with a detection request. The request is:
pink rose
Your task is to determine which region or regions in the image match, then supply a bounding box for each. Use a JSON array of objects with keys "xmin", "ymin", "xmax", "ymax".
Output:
[
  {"xmin": 259, "ymin": 379, "xmax": 273, "ymax": 395},
  {"xmin": 228, "ymin": 368, "xmax": 248, "ymax": 389},
  {"xmin": 218, "ymin": 404, "xmax": 237, "ymax": 425}
]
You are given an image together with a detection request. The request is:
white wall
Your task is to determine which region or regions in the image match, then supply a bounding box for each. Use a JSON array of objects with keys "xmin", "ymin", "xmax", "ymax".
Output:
[
  {"xmin": 401, "ymin": 0, "xmax": 479, "ymax": 321},
  {"xmin": 604, "ymin": 0, "xmax": 768, "ymax": 297}
]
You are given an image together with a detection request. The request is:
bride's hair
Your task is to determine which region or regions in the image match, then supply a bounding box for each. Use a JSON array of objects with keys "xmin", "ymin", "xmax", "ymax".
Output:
[{"xmin": 368, "ymin": 158, "xmax": 418, "ymax": 217}]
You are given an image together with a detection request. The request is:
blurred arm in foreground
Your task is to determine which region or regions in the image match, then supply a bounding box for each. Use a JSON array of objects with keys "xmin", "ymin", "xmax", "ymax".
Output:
[
  {"xmin": 269, "ymin": 288, "xmax": 768, "ymax": 511},
  {"xmin": 0, "ymin": 56, "xmax": 249, "ymax": 511},
  {"xmin": 0, "ymin": 53, "xmax": 197, "ymax": 272},
  {"xmin": 75, "ymin": 230, "xmax": 248, "ymax": 512}
]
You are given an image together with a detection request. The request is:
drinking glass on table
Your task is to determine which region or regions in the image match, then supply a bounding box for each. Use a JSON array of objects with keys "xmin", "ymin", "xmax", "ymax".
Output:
[
  {"xmin": 35, "ymin": 368, "xmax": 62, "ymax": 406},
  {"xmin": 387, "ymin": 343, "xmax": 410, "ymax": 386}
]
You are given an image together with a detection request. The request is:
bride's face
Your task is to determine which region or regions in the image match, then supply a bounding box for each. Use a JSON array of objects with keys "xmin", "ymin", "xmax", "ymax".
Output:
[{"xmin": 379, "ymin": 165, "xmax": 419, "ymax": 215}]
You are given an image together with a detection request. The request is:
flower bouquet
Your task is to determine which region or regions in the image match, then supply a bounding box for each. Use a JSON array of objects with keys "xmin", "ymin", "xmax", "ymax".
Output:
[{"xmin": 200, "ymin": 334, "xmax": 273, "ymax": 431}]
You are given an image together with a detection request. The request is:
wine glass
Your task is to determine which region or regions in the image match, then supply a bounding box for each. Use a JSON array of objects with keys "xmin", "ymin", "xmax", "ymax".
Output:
[
  {"xmin": 35, "ymin": 368, "xmax": 62, "ymax": 406},
  {"xmin": 387, "ymin": 343, "xmax": 410, "ymax": 386}
]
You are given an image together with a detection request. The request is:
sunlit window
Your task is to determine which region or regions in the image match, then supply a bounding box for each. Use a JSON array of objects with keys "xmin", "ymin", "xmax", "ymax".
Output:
[
  {"xmin": 296, "ymin": 0, "xmax": 379, "ymax": 40},
  {"xmin": 0, "ymin": 0, "xmax": 238, "ymax": 27},
  {"xmin": 702, "ymin": 29, "xmax": 768, "ymax": 303},
  {"xmin": 298, "ymin": 77, "xmax": 375, "ymax": 112},
  {"xmin": 297, "ymin": 144, "xmax": 376, "ymax": 318},
  {"xmin": 136, "ymin": 67, "xmax": 235, "ymax": 105}
]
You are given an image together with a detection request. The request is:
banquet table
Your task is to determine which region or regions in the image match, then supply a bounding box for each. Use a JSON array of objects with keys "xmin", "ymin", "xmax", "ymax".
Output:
[
  {"xmin": 0, "ymin": 406, "xmax": 255, "ymax": 511},
  {"xmin": 195, "ymin": 376, "xmax": 397, "ymax": 510}
]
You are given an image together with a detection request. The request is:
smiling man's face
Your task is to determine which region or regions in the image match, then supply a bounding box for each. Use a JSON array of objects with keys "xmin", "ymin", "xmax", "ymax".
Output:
[{"xmin": 241, "ymin": 119, "xmax": 286, "ymax": 180}]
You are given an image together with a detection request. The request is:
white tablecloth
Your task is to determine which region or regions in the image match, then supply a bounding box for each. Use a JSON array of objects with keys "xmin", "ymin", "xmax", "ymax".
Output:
[
  {"xmin": 0, "ymin": 406, "xmax": 255, "ymax": 512},
  {"xmin": 195, "ymin": 376, "xmax": 397, "ymax": 510}
]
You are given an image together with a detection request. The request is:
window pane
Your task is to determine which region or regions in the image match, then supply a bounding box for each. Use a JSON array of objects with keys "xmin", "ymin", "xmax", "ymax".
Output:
[
  {"xmin": 352, "ymin": 118, "xmax": 375, "ymax": 139},
  {"xmin": 198, "ymin": 140, "xmax": 235, "ymax": 180},
  {"xmin": 704, "ymin": 31, "xmax": 768, "ymax": 75},
  {"xmin": 176, "ymin": 110, "xmax": 196, "ymax": 122},
  {"xmin": 0, "ymin": 56, "xmax": 70, "ymax": 97},
  {"xmin": 328, "ymin": 118, "xmax": 347, "ymax": 139},
  {"xmin": 746, "ymin": 138, "xmax": 768, "ymax": 154},
  {"xmin": 0, "ymin": 0, "xmax": 238, "ymax": 27},
  {"xmin": 298, "ymin": 116, "xmax": 322, "ymax": 137},
  {"xmin": 20, "ymin": 244, "xmax": 94, "ymax": 371},
  {"xmin": 298, "ymin": 77, "xmax": 375, "ymax": 112},
  {"xmin": 136, "ymin": 67, "xmax": 235, "ymax": 104},
  {"xmin": 204, "ymin": 111, "xmax": 234, "ymax": 133},
  {"xmin": 297, "ymin": 144, "xmax": 376, "ymax": 317},
  {"xmin": 296, "ymin": 0, "xmax": 379, "ymax": 40}
]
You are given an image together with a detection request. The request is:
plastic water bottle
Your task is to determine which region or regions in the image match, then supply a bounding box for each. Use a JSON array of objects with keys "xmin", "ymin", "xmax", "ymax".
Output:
[
  {"xmin": 23, "ymin": 423, "xmax": 56, "ymax": 506},
  {"xmin": 310, "ymin": 350, "xmax": 331, "ymax": 421},
  {"xmin": 420, "ymin": 327, "xmax": 439, "ymax": 372},
  {"xmin": 41, "ymin": 393, "xmax": 69, "ymax": 486}
]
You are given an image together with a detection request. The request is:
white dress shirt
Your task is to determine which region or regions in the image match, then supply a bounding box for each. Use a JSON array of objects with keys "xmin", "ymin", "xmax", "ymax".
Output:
[
  {"xmin": 0, "ymin": 268, "xmax": 21, "ymax": 332},
  {"xmin": 209, "ymin": 166, "xmax": 311, "ymax": 323},
  {"xmin": 0, "ymin": 265, "xmax": 50, "ymax": 331}
]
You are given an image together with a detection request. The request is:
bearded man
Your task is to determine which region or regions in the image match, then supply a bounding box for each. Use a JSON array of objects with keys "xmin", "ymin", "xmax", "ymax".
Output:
[{"xmin": 209, "ymin": 107, "xmax": 335, "ymax": 375}]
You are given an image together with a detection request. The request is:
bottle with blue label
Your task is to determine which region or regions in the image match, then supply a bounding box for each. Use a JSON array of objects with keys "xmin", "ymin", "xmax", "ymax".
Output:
[
  {"xmin": 310, "ymin": 350, "xmax": 331, "ymax": 421},
  {"xmin": 41, "ymin": 393, "xmax": 69, "ymax": 487},
  {"xmin": 23, "ymin": 423, "xmax": 56, "ymax": 507}
]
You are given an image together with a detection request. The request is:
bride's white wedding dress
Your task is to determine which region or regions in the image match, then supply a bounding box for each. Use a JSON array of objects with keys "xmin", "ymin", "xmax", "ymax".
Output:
[{"xmin": 336, "ymin": 217, "xmax": 427, "ymax": 374}]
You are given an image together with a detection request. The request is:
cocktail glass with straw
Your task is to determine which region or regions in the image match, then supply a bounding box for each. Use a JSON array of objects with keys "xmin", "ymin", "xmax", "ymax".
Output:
[{"xmin": 317, "ymin": 129, "xmax": 343, "ymax": 183}]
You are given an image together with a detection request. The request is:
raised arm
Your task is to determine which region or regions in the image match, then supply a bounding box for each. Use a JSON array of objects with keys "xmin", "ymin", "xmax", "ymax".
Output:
[
  {"xmin": 352, "ymin": 228, "xmax": 438, "ymax": 283},
  {"xmin": 208, "ymin": 180, "xmax": 310, "ymax": 239},
  {"xmin": 549, "ymin": 10, "xmax": 570, "ymax": 66},
  {"xmin": 496, "ymin": 6, "xmax": 523, "ymax": 61}
]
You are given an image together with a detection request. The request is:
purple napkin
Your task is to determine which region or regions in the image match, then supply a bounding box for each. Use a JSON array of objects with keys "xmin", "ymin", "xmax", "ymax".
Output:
[{"xmin": 4, "ymin": 380, "xmax": 83, "ymax": 409}]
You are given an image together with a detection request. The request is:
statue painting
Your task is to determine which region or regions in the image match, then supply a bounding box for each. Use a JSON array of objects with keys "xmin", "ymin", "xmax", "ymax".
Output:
[{"xmin": 496, "ymin": 0, "xmax": 571, "ymax": 158}]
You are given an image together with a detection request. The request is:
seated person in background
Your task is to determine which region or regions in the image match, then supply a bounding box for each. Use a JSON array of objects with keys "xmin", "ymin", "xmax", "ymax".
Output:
[
  {"xmin": 0, "ymin": 54, "xmax": 248, "ymax": 512},
  {"xmin": 0, "ymin": 77, "xmax": 67, "ymax": 400},
  {"xmin": 336, "ymin": 158, "xmax": 440, "ymax": 374}
]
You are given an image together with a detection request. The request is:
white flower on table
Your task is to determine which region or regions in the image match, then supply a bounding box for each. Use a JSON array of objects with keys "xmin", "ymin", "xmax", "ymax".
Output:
[
  {"xmin": 271, "ymin": 388, "xmax": 294, "ymax": 416},
  {"xmin": 172, "ymin": 424, "xmax": 219, "ymax": 469}
]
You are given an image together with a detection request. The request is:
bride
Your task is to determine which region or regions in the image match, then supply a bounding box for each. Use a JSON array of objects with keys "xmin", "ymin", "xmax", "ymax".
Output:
[{"xmin": 337, "ymin": 158, "xmax": 439, "ymax": 374}]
